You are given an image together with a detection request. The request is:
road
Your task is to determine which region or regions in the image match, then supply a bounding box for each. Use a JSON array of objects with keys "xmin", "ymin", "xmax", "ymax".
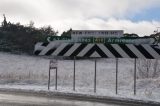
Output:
[
  {"xmin": 0, "ymin": 90, "xmax": 159, "ymax": 106},
  {"xmin": 0, "ymin": 92, "xmax": 139, "ymax": 106}
]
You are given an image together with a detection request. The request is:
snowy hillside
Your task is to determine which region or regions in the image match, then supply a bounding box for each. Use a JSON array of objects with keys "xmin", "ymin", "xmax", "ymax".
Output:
[{"xmin": 0, "ymin": 52, "xmax": 160, "ymax": 102}]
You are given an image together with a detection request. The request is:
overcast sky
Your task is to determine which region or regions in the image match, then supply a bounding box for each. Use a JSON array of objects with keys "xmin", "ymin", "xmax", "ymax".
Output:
[{"xmin": 0, "ymin": 0, "xmax": 160, "ymax": 36}]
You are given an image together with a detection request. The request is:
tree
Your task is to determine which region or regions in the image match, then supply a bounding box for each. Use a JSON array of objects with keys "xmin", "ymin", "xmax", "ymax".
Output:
[
  {"xmin": 137, "ymin": 59, "xmax": 160, "ymax": 79},
  {"xmin": 150, "ymin": 33, "xmax": 160, "ymax": 44},
  {"xmin": 40, "ymin": 25, "xmax": 58, "ymax": 36},
  {"xmin": 61, "ymin": 28, "xmax": 72, "ymax": 37},
  {"xmin": 123, "ymin": 33, "xmax": 139, "ymax": 37},
  {"xmin": 0, "ymin": 15, "xmax": 58, "ymax": 54},
  {"xmin": 28, "ymin": 21, "xmax": 34, "ymax": 28},
  {"xmin": 1, "ymin": 14, "xmax": 7, "ymax": 28}
]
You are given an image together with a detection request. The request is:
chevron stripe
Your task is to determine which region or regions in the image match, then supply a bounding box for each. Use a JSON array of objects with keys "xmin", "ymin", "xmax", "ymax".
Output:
[
  {"xmin": 152, "ymin": 45, "xmax": 160, "ymax": 55},
  {"xmin": 51, "ymin": 43, "xmax": 69, "ymax": 56},
  {"xmin": 142, "ymin": 44, "xmax": 160, "ymax": 59},
  {"xmin": 97, "ymin": 44, "xmax": 115, "ymax": 58},
  {"xmin": 135, "ymin": 45, "xmax": 154, "ymax": 59},
  {"xmin": 126, "ymin": 44, "xmax": 145, "ymax": 58},
  {"xmin": 41, "ymin": 42, "xmax": 49, "ymax": 46},
  {"xmin": 111, "ymin": 44, "xmax": 130, "ymax": 58},
  {"xmin": 39, "ymin": 42, "xmax": 56, "ymax": 55},
  {"xmin": 70, "ymin": 44, "xmax": 87, "ymax": 56},
  {"xmin": 77, "ymin": 44, "xmax": 94, "ymax": 57},
  {"xmin": 84, "ymin": 44, "xmax": 107, "ymax": 57},
  {"xmin": 34, "ymin": 42, "xmax": 160, "ymax": 59},
  {"xmin": 90, "ymin": 51, "xmax": 101, "ymax": 57},
  {"xmin": 34, "ymin": 42, "xmax": 47, "ymax": 55},
  {"xmin": 118, "ymin": 44, "xmax": 137, "ymax": 58},
  {"xmin": 34, "ymin": 50, "xmax": 41, "ymax": 55},
  {"xmin": 58, "ymin": 44, "xmax": 74, "ymax": 56},
  {"xmin": 64, "ymin": 43, "xmax": 81, "ymax": 56},
  {"xmin": 34, "ymin": 42, "xmax": 45, "ymax": 51},
  {"xmin": 104, "ymin": 44, "xmax": 122, "ymax": 58}
]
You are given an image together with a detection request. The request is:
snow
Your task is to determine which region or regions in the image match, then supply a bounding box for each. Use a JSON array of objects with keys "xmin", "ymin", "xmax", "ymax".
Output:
[{"xmin": 0, "ymin": 52, "xmax": 160, "ymax": 103}]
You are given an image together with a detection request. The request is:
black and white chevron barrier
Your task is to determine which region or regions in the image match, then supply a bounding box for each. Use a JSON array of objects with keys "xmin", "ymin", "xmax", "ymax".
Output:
[{"xmin": 34, "ymin": 42, "xmax": 160, "ymax": 59}]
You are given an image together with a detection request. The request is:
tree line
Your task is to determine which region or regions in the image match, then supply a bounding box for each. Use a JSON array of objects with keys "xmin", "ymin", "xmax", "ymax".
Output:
[{"xmin": 0, "ymin": 15, "xmax": 58, "ymax": 54}]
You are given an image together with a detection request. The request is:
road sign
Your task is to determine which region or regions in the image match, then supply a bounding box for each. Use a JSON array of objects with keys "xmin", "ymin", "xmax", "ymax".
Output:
[
  {"xmin": 34, "ymin": 43, "xmax": 160, "ymax": 59},
  {"xmin": 45, "ymin": 36, "xmax": 156, "ymax": 44},
  {"xmin": 49, "ymin": 60, "xmax": 57, "ymax": 69},
  {"xmin": 71, "ymin": 30, "xmax": 124, "ymax": 38},
  {"xmin": 76, "ymin": 37, "xmax": 156, "ymax": 44},
  {"xmin": 46, "ymin": 36, "xmax": 71, "ymax": 42}
]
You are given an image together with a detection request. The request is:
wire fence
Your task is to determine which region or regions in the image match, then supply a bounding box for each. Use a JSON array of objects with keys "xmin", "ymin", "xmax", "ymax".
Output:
[{"xmin": 0, "ymin": 53, "xmax": 160, "ymax": 97}]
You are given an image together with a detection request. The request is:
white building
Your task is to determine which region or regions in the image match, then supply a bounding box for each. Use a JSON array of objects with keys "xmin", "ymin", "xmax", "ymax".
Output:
[{"xmin": 71, "ymin": 30, "xmax": 124, "ymax": 38}]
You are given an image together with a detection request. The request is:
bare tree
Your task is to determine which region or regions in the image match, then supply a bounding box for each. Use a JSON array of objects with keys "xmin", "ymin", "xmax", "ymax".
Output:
[
  {"xmin": 152, "ymin": 59, "xmax": 160, "ymax": 78},
  {"xmin": 137, "ymin": 59, "xmax": 160, "ymax": 79}
]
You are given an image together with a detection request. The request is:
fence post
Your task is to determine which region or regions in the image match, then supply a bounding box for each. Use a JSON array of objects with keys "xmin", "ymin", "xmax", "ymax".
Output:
[
  {"xmin": 73, "ymin": 57, "xmax": 76, "ymax": 91},
  {"xmin": 134, "ymin": 58, "xmax": 137, "ymax": 95},
  {"xmin": 48, "ymin": 67, "xmax": 51, "ymax": 90},
  {"xmin": 116, "ymin": 58, "xmax": 118, "ymax": 94},
  {"xmin": 94, "ymin": 59, "xmax": 97, "ymax": 93},
  {"xmin": 55, "ymin": 67, "xmax": 58, "ymax": 90}
]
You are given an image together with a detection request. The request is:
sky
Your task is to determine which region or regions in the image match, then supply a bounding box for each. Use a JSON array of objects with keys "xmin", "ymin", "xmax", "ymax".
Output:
[{"xmin": 0, "ymin": 0, "xmax": 160, "ymax": 36}]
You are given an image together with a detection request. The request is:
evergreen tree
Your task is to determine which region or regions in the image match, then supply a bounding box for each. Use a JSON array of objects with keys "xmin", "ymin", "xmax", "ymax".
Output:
[
  {"xmin": 61, "ymin": 28, "xmax": 72, "ymax": 37},
  {"xmin": 0, "ymin": 15, "xmax": 58, "ymax": 54}
]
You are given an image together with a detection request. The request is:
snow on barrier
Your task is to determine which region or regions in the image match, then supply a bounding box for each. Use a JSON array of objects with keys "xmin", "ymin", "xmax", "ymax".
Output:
[
  {"xmin": 34, "ymin": 42, "xmax": 160, "ymax": 59},
  {"xmin": 33, "ymin": 42, "xmax": 160, "ymax": 95}
]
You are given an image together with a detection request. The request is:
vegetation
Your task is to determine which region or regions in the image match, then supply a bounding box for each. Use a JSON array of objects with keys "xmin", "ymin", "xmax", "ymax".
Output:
[
  {"xmin": 123, "ymin": 33, "xmax": 139, "ymax": 37},
  {"xmin": 0, "ymin": 15, "xmax": 58, "ymax": 54},
  {"xmin": 61, "ymin": 28, "xmax": 72, "ymax": 37},
  {"xmin": 150, "ymin": 32, "xmax": 160, "ymax": 43}
]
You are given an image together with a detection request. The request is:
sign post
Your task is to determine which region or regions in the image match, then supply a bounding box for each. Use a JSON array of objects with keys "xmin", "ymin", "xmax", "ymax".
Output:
[
  {"xmin": 73, "ymin": 57, "xmax": 76, "ymax": 91},
  {"xmin": 48, "ymin": 66, "xmax": 51, "ymax": 90},
  {"xmin": 134, "ymin": 58, "xmax": 137, "ymax": 95},
  {"xmin": 48, "ymin": 59, "xmax": 58, "ymax": 90},
  {"xmin": 94, "ymin": 59, "xmax": 97, "ymax": 93},
  {"xmin": 116, "ymin": 58, "xmax": 118, "ymax": 94}
]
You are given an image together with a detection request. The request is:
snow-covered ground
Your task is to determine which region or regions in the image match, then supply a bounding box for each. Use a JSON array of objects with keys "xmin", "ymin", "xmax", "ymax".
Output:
[{"xmin": 0, "ymin": 52, "xmax": 160, "ymax": 102}]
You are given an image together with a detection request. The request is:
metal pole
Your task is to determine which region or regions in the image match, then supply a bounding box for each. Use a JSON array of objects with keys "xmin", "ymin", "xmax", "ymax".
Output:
[
  {"xmin": 94, "ymin": 59, "xmax": 97, "ymax": 93},
  {"xmin": 55, "ymin": 67, "xmax": 58, "ymax": 90},
  {"xmin": 116, "ymin": 58, "xmax": 118, "ymax": 94},
  {"xmin": 48, "ymin": 67, "xmax": 51, "ymax": 90},
  {"xmin": 146, "ymin": 60, "xmax": 149, "ymax": 78},
  {"xmin": 134, "ymin": 58, "xmax": 137, "ymax": 95},
  {"xmin": 73, "ymin": 57, "xmax": 76, "ymax": 91}
]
